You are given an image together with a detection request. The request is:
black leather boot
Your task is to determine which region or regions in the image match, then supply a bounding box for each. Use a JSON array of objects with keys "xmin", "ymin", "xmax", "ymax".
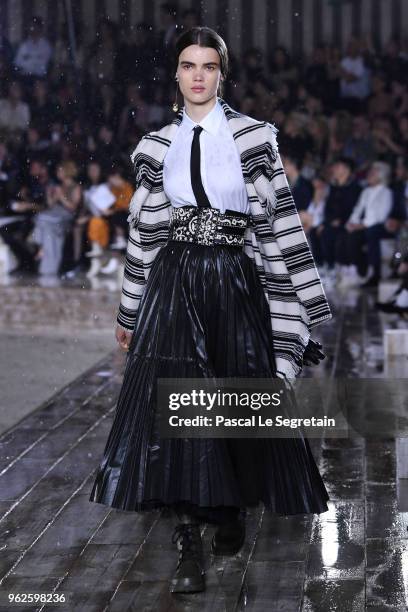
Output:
[
  {"xmin": 170, "ymin": 517, "xmax": 205, "ymax": 593},
  {"xmin": 211, "ymin": 513, "xmax": 246, "ymax": 556}
]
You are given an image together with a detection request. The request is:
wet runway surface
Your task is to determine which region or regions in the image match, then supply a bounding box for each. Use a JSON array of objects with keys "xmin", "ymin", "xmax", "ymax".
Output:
[{"xmin": 0, "ymin": 283, "xmax": 408, "ymax": 611}]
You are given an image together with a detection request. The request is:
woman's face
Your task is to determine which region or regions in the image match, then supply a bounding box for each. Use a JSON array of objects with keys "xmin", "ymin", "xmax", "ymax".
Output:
[
  {"xmin": 367, "ymin": 165, "xmax": 381, "ymax": 185},
  {"xmin": 274, "ymin": 49, "xmax": 285, "ymax": 67},
  {"xmin": 88, "ymin": 163, "xmax": 101, "ymax": 183},
  {"xmin": 56, "ymin": 166, "xmax": 66, "ymax": 182},
  {"xmin": 313, "ymin": 178, "xmax": 328, "ymax": 196},
  {"xmin": 33, "ymin": 80, "xmax": 47, "ymax": 98},
  {"xmin": 176, "ymin": 44, "xmax": 223, "ymax": 106}
]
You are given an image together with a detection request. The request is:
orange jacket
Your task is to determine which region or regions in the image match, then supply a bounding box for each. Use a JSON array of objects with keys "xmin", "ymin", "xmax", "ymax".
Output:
[{"xmin": 111, "ymin": 181, "xmax": 134, "ymax": 211}]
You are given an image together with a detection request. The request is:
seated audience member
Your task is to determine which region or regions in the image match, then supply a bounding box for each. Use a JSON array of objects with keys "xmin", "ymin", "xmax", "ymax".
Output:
[
  {"xmin": 0, "ymin": 81, "xmax": 30, "ymax": 140},
  {"xmin": 388, "ymin": 156, "xmax": 408, "ymax": 234},
  {"xmin": 82, "ymin": 161, "xmax": 118, "ymax": 277},
  {"xmin": 91, "ymin": 125, "xmax": 119, "ymax": 174},
  {"xmin": 20, "ymin": 124, "xmax": 51, "ymax": 164},
  {"xmin": 376, "ymin": 248, "xmax": 408, "ymax": 317},
  {"xmin": 30, "ymin": 79, "xmax": 56, "ymax": 136},
  {"xmin": 62, "ymin": 162, "xmax": 108, "ymax": 278},
  {"xmin": 98, "ymin": 167, "xmax": 134, "ymax": 275},
  {"xmin": 344, "ymin": 161, "xmax": 394, "ymax": 287},
  {"xmin": 83, "ymin": 161, "xmax": 113, "ymax": 255},
  {"xmin": 13, "ymin": 16, "xmax": 52, "ymax": 81},
  {"xmin": 281, "ymin": 153, "xmax": 313, "ymax": 211},
  {"xmin": 342, "ymin": 114, "xmax": 375, "ymax": 175},
  {"xmin": 31, "ymin": 161, "xmax": 81, "ymax": 276},
  {"xmin": 0, "ymin": 32, "xmax": 13, "ymax": 69},
  {"xmin": 0, "ymin": 158, "xmax": 49, "ymax": 274},
  {"xmin": 106, "ymin": 166, "xmax": 132, "ymax": 247},
  {"xmin": 300, "ymin": 175, "xmax": 329, "ymax": 269},
  {"xmin": 0, "ymin": 141, "xmax": 18, "ymax": 207},
  {"xmin": 61, "ymin": 197, "xmax": 89, "ymax": 279},
  {"xmin": 318, "ymin": 157, "xmax": 362, "ymax": 279},
  {"xmin": 339, "ymin": 38, "xmax": 371, "ymax": 114},
  {"xmin": 117, "ymin": 83, "xmax": 150, "ymax": 144}
]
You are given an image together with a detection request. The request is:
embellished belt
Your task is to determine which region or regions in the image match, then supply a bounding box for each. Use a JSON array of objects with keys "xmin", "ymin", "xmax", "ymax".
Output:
[{"xmin": 168, "ymin": 206, "xmax": 249, "ymax": 247}]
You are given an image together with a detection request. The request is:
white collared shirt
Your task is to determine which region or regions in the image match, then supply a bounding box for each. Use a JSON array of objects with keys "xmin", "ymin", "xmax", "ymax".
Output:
[
  {"xmin": 348, "ymin": 183, "xmax": 393, "ymax": 227},
  {"xmin": 307, "ymin": 198, "xmax": 326, "ymax": 227},
  {"xmin": 163, "ymin": 97, "xmax": 250, "ymax": 214}
]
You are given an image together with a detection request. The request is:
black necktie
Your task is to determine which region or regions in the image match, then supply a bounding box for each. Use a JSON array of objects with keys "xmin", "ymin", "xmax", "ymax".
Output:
[{"xmin": 190, "ymin": 125, "xmax": 211, "ymax": 208}]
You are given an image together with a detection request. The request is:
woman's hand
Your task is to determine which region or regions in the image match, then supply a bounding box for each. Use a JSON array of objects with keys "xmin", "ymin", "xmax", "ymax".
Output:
[
  {"xmin": 12, "ymin": 201, "xmax": 32, "ymax": 212},
  {"xmin": 115, "ymin": 324, "xmax": 133, "ymax": 351}
]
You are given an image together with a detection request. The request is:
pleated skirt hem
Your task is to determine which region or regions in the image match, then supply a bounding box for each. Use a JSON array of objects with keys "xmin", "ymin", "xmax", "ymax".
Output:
[{"xmin": 89, "ymin": 242, "xmax": 330, "ymax": 516}]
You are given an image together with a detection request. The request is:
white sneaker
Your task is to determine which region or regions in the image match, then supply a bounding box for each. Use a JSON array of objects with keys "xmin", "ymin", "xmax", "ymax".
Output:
[
  {"xmin": 348, "ymin": 265, "xmax": 364, "ymax": 286},
  {"xmin": 85, "ymin": 243, "xmax": 103, "ymax": 258},
  {"xmin": 337, "ymin": 265, "xmax": 349, "ymax": 286},
  {"xmin": 86, "ymin": 258, "xmax": 102, "ymax": 278},
  {"xmin": 340, "ymin": 265, "xmax": 361, "ymax": 287},
  {"xmin": 395, "ymin": 289, "xmax": 408, "ymax": 308},
  {"xmin": 322, "ymin": 267, "xmax": 337, "ymax": 289},
  {"xmin": 100, "ymin": 258, "xmax": 119, "ymax": 275},
  {"xmin": 110, "ymin": 236, "xmax": 127, "ymax": 250}
]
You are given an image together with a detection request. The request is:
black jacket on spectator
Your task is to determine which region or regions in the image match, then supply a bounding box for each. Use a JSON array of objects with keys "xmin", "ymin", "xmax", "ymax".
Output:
[
  {"xmin": 279, "ymin": 134, "xmax": 312, "ymax": 166},
  {"xmin": 291, "ymin": 175, "xmax": 314, "ymax": 212},
  {"xmin": 391, "ymin": 181, "xmax": 408, "ymax": 221},
  {"xmin": 323, "ymin": 180, "xmax": 362, "ymax": 226}
]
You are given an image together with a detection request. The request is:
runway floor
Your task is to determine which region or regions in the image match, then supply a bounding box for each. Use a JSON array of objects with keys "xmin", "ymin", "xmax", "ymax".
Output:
[{"xmin": 0, "ymin": 283, "xmax": 407, "ymax": 611}]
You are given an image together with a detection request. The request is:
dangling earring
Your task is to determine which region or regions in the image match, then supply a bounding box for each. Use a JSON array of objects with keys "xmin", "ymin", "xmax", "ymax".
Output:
[{"xmin": 172, "ymin": 77, "xmax": 179, "ymax": 112}]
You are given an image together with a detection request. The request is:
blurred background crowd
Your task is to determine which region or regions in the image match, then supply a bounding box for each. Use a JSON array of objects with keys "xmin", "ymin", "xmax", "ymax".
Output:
[{"xmin": 0, "ymin": 5, "xmax": 407, "ymax": 311}]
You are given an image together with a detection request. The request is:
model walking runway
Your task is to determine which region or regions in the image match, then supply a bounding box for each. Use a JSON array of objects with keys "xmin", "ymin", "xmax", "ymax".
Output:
[{"xmin": 89, "ymin": 25, "xmax": 332, "ymax": 594}]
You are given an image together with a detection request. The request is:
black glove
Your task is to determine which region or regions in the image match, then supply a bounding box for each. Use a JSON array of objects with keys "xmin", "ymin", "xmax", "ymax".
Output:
[{"xmin": 303, "ymin": 339, "xmax": 326, "ymax": 366}]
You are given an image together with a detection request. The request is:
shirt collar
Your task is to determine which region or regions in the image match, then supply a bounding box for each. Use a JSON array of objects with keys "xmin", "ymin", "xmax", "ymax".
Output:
[{"xmin": 181, "ymin": 97, "xmax": 223, "ymax": 136}]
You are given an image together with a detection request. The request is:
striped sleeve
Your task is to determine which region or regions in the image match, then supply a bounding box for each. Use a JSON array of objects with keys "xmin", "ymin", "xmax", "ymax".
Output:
[
  {"xmin": 270, "ymin": 152, "xmax": 332, "ymax": 328},
  {"xmin": 116, "ymin": 224, "xmax": 146, "ymax": 330},
  {"xmin": 116, "ymin": 135, "xmax": 151, "ymax": 330}
]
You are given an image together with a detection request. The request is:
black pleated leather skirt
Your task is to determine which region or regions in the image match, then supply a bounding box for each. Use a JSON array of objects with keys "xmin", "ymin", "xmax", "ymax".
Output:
[{"xmin": 89, "ymin": 240, "xmax": 329, "ymax": 515}]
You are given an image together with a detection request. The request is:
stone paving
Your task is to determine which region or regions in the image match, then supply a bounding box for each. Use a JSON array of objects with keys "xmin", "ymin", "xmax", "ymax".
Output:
[{"xmin": 0, "ymin": 282, "xmax": 407, "ymax": 611}]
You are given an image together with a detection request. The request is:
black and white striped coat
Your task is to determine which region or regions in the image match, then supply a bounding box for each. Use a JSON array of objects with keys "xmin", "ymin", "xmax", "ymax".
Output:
[{"xmin": 117, "ymin": 97, "xmax": 332, "ymax": 379}]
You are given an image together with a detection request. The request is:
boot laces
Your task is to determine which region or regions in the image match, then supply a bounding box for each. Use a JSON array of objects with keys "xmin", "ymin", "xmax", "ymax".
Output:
[{"xmin": 172, "ymin": 523, "xmax": 201, "ymax": 563}]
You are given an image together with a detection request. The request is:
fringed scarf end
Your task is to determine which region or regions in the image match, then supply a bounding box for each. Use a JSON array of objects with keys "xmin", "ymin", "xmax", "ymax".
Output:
[
  {"xmin": 127, "ymin": 210, "xmax": 140, "ymax": 228},
  {"xmin": 265, "ymin": 190, "xmax": 278, "ymax": 217},
  {"xmin": 264, "ymin": 122, "xmax": 279, "ymax": 166},
  {"xmin": 127, "ymin": 190, "xmax": 140, "ymax": 228}
]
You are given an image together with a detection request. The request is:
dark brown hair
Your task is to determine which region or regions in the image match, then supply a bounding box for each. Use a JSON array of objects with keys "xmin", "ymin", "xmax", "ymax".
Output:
[{"xmin": 174, "ymin": 26, "xmax": 229, "ymax": 97}]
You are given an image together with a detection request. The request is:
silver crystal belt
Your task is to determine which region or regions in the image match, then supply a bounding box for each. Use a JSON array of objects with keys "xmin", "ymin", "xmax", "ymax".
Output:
[{"xmin": 168, "ymin": 206, "xmax": 249, "ymax": 247}]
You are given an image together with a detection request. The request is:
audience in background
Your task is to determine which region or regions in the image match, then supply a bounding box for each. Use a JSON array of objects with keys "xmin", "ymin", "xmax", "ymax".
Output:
[
  {"xmin": 282, "ymin": 154, "xmax": 314, "ymax": 212},
  {"xmin": 0, "ymin": 81, "xmax": 30, "ymax": 139},
  {"xmin": 0, "ymin": 9, "xmax": 407, "ymax": 289},
  {"xmin": 300, "ymin": 175, "xmax": 329, "ymax": 268},
  {"xmin": 31, "ymin": 161, "xmax": 81, "ymax": 276},
  {"xmin": 344, "ymin": 161, "xmax": 394, "ymax": 287},
  {"xmin": 339, "ymin": 38, "xmax": 371, "ymax": 113},
  {"xmin": 317, "ymin": 158, "xmax": 362, "ymax": 281},
  {"xmin": 13, "ymin": 16, "xmax": 52, "ymax": 80}
]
